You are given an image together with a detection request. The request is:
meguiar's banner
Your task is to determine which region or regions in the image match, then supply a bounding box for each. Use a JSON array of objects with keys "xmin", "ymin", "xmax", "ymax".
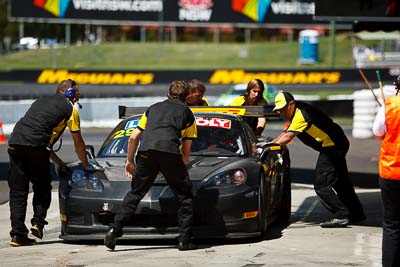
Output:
[{"xmin": 0, "ymin": 68, "xmax": 398, "ymax": 85}]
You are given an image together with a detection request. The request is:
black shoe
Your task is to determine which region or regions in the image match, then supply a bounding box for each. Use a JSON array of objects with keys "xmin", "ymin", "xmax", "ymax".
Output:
[
  {"xmin": 320, "ymin": 218, "xmax": 350, "ymax": 228},
  {"xmin": 104, "ymin": 228, "xmax": 121, "ymax": 250},
  {"xmin": 350, "ymin": 214, "xmax": 367, "ymax": 224},
  {"xmin": 31, "ymin": 225, "xmax": 44, "ymax": 239},
  {"xmin": 177, "ymin": 241, "xmax": 197, "ymax": 251},
  {"xmin": 10, "ymin": 235, "xmax": 36, "ymax": 247}
]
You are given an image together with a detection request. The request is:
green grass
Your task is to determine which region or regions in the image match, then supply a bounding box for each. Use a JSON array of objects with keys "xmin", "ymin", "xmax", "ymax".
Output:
[{"xmin": 0, "ymin": 34, "xmax": 362, "ymax": 71}]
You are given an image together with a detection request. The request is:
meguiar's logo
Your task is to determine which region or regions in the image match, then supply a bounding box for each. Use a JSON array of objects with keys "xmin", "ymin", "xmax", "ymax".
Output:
[
  {"xmin": 37, "ymin": 69, "xmax": 155, "ymax": 85},
  {"xmin": 209, "ymin": 70, "xmax": 341, "ymax": 84},
  {"xmin": 34, "ymin": 0, "xmax": 71, "ymax": 17},
  {"xmin": 231, "ymin": 0, "xmax": 271, "ymax": 23}
]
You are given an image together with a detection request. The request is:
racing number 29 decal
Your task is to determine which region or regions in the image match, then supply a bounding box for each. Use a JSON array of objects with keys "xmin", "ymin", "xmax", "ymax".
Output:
[
  {"xmin": 113, "ymin": 120, "xmax": 139, "ymax": 139},
  {"xmin": 114, "ymin": 118, "xmax": 233, "ymax": 138},
  {"xmin": 113, "ymin": 128, "xmax": 135, "ymax": 139}
]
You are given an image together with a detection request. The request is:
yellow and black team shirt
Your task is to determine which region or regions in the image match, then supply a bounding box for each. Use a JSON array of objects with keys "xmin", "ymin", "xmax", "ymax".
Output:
[
  {"xmin": 9, "ymin": 93, "xmax": 77, "ymax": 149},
  {"xmin": 287, "ymin": 102, "xmax": 349, "ymax": 153},
  {"xmin": 48, "ymin": 104, "xmax": 81, "ymax": 148},
  {"xmin": 199, "ymin": 97, "xmax": 209, "ymax": 106},
  {"xmin": 230, "ymin": 95, "xmax": 268, "ymax": 132},
  {"xmin": 137, "ymin": 98, "xmax": 197, "ymax": 155},
  {"xmin": 187, "ymin": 97, "xmax": 209, "ymax": 106}
]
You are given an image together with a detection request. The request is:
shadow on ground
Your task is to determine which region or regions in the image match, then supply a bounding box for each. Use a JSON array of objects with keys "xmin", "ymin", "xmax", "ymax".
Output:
[
  {"xmin": 291, "ymin": 191, "xmax": 382, "ymax": 228},
  {"xmin": 292, "ymin": 167, "xmax": 379, "ymax": 189}
]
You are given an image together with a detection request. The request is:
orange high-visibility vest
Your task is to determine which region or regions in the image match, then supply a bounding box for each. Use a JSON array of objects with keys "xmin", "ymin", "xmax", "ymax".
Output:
[{"xmin": 379, "ymin": 96, "xmax": 400, "ymax": 180}]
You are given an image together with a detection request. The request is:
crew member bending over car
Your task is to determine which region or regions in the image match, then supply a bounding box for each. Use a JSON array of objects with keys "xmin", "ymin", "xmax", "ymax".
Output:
[
  {"xmin": 104, "ymin": 80, "xmax": 198, "ymax": 251},
  {"xmin": 7, "ymin": 79, "xmax": 91, "ymax": 247},
  {"xmin": 271, "ymin": 91, "xmax": 366, "ymax": 228},
  {"xmin": 230, "ymin": 79, "xmax": 268, "ymax": 137},
  {"xmin": 186, "ymin": 79, "xmax": 209, "ymax": 106}
]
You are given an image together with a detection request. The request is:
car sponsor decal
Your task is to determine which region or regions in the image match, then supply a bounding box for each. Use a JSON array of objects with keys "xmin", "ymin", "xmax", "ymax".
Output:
[
  {"xmin": 112, "ymin": 120, "xmax": 139, "ymax": 139},
  {"xmin": 195, "ymin": 117, "xmax": 232, "ymax": 129},
  {"xmin": 113, "ymin": 129, "xmax": 135, "ymax": 139},
  {"xmin": 125, "ymin": 120, "xmax": 139, "ymax": 130}
]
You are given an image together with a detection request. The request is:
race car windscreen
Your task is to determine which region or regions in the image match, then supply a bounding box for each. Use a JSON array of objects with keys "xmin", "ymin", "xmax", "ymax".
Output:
[
  {"xmin": 98, "ymin": 118, "xmax": 140, "ymax": 158},
  {"xmin": 191, "ymin": 116, "xmax": 246, "ymax": 157},
  {"xmin": 98, "ymin": 116, "xmax": 246, "ymax": 157}
]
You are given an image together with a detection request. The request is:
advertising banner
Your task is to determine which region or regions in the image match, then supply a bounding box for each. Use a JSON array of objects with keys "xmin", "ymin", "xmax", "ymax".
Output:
[
  {"xmin": 0, "ymin": 68, "xmax": 397, "ymax": 85},
  {"xmin": 315, "ymin": 0, "xmax": 400, "ymax": 22},
  {"xmin": 10, "ymin": 0, "xmax": 318, "ymax": 25}
]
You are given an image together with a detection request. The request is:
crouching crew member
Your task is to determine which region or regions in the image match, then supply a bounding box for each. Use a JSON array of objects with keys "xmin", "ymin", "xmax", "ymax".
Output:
[{"xmin": 271, "ymin": 91, "xmax": 366, "ymax": 228}]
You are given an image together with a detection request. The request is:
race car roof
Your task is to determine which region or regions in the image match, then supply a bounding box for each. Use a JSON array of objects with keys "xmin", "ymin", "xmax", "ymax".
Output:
[{"xmin": 119, "ymin": 105, "xmax": 279, "ymax": 119}]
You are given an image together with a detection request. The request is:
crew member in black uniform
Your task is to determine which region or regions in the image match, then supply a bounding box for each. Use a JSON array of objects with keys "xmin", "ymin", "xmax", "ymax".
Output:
[
  {"xmin": 271, "ymin": 91, "xmax": 366, "ymax": 227},
  {"xmin": 7, "ymin": 79, "xmax": 91, "ymax": 246},
  {"xmin": 186, "ymin": 79, "xmax": 209, "ymax": 106},
  {"xmin": 104, "ymin": 81, "xmax": 198, "ymax": 251}
]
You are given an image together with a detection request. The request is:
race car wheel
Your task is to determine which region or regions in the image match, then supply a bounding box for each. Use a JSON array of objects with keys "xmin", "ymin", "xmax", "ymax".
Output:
[
  {"xmin": 258, "ymin": 171, "xmax": 269, "ymax": 237},
  {"xmin": 278, "ymin": 148, "xmax": 291, "ymax": 223}
]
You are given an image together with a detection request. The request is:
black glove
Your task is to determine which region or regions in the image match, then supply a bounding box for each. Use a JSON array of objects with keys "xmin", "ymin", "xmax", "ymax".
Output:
[
  {"xmin": 57, "ymin": 163, "xmax": 70, "ymax": 176},
  {"xmin": 84, "ymin": 164, "xmax": 105, "ymax": 172}
]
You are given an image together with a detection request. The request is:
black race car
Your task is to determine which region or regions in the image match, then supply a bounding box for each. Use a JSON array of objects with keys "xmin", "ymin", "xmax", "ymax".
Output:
[{"xmin": 58, "ymin": 106, "xmax": 291, "ymax": 240}]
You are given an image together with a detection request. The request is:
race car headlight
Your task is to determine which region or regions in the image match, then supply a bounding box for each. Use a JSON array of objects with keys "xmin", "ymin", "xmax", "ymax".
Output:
[
  {"xmin": 87, "ymin": 174, "xmax": 104, "ymax": 191},
  {"xmin": 69, "ymin": 170, "xmax": 85, "ymax": 189},
  {"xmin": 205, "ymin": 169, "xmax": 246, "ymax": 189},
  {"xmin": 68, "ymin": 170, "xmax": 104, "ymax": 191}
]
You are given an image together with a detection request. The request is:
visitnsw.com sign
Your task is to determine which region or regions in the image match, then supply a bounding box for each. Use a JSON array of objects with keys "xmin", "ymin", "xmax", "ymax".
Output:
[{"xmin": 10, "ymin": 0, "xmax": 316, "ymax": 25}]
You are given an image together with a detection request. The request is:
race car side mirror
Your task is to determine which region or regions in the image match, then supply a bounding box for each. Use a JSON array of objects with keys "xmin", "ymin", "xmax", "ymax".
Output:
[
  {"xmin": 258, "ymin": 143, "xmax": 283, "ymax": 162},
  {"xmin": 86, "ymin": 145, "xmax": 96, "ymax": 159}
]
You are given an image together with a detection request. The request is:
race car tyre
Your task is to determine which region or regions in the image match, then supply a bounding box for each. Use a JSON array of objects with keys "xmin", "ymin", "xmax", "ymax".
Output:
[
  {"xmin": 353, "ymin": 100, "xmax": 379, "ymax": 109},
  {"xmin": 352, "ymin": 128, "xmax": 373, "ymax": 139},
  {"xmin": 353, "ymin": 106, "xmax": 379, "ymax": 115},
  {"xmin": 278, "ymin": 148, "xmax": 291, "ymax": 223},
  {"xmin": 353, "ymin": 114, "xmax": 376, "ymax": 122},
  {"xmin": 352, "ymin": 121, "xmax": 374, "ymax": 129},
  {"xmin": 258, "ymin": 171, "xmax": 269, "ymax": 238}
]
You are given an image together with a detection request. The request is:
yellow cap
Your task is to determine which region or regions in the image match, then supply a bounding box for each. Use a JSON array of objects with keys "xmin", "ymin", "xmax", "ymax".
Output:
[{"xmin": 273, "ymin": 92, "xmax": 294, "ymax": 111}]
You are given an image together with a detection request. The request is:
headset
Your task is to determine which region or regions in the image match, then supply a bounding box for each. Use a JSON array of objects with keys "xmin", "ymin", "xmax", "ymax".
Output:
[
  {"xmin": 64, "ymin": 87, "xmax": 76, "ymax": 102},
  {"xmin": 64, "ymin": 79, "xmax": 82, "ymax": 108}
]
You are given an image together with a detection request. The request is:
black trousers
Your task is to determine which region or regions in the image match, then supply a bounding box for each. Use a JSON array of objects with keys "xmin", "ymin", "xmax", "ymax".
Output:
[
  {"xmin": 314, "ymin": 151, "xmax": 365, "ymax": 220},
  {"xmin": 8, "ymin": 146, "xmax": 52, "ymax": 238},
  {"xmin": 380, "ymin": 177, "xmax": 400, "ymax": 267},
  {"xmin": 112, "ymin": 150, "xmax": 194, "ymax": 242}
]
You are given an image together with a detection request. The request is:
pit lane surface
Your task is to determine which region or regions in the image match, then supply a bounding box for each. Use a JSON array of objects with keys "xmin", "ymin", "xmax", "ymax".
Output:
[{"xmin": 0, "ymin": 123, "xmax": 383, "ymax": 266}]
